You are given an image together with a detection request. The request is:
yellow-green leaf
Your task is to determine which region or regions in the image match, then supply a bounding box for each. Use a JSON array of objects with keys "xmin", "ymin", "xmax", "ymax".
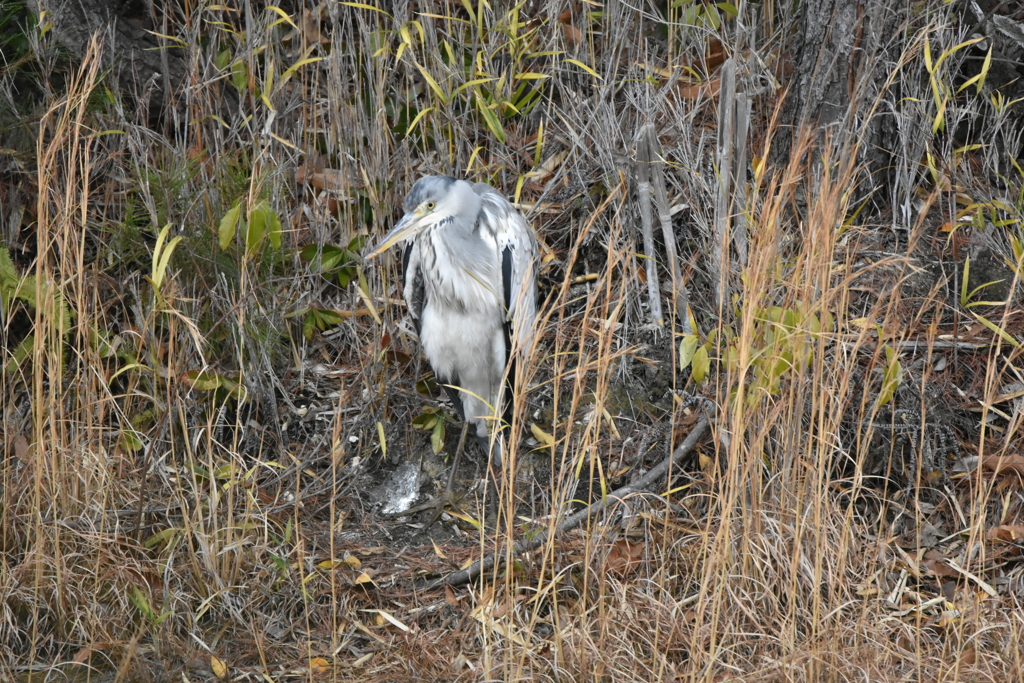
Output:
[
  {"xmin": 530, "ymin": 422, "xmax": 555, "ymax": 446},
  {"xmin": 218, "ymin": 203, "xmax": 241, "ymax": 250},
  {"xmin": 405, "ymin": 106, "xmax": 433, "ymax": 137},
  {"xmin": 679, "ymin": 334, "xmax": 700, "ymax": 370},
  {"xmin": 451, "ymin": 77, "xmax": 496, "ymax": 98},
  {"xmin": 152, "ymin": 224, "xmax": 182, "ymax": 290},
  {"xmin": 231, "ymin": 60, "xmax": 247, "ymax": 93},
  {"xmin": 340, "ymin": 2, "xmax": 392, "ymax": 17},
  {"xmin": 280, "ymin": 55, "xmax": 322, "ymax": 86},
  {"xmin": 876, "ymin": 345, "xmax": 902, "ymax": 408},
  {"xmin": 246, "ymin": 203, "xmax": 269, "ymax": 254},
  {"xmin": 691, "ymin": 345, "xmax": 710, "ymax": 383},
  {"xmin": 265, "ymin": 5, "xmax": 298, "ymax": 29},
  {"xmin": 475, "ymin": 91, "xmax": 505, "ymax": 143},
  {"xmin": 564, "ymin": 58, "xmax": 602, "ymax": 80},
  {"xmin": 975, "ymin": 314, "xmax": 1021, "ymax": 348},
  {"xmin": 431, "ymin": 418, "xmax": 445, "ymax": 453},
  {"xmin": 415, "ymin": 63, "xmax": 448, "ymax": 103}
]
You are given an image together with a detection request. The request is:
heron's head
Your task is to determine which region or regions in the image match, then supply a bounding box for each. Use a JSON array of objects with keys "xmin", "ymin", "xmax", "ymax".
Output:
[{"xmin": 366, "ymin": 176, "xmax": 480, "ymax": 259}]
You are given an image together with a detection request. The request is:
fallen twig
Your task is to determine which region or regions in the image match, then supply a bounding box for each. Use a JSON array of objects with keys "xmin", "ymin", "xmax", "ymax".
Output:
[{"xmin": 418, "ymin": 411, "xmax": 712, "ymax": 590}]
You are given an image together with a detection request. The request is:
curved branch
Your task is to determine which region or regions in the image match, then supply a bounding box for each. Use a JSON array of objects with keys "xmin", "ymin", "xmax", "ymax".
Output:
[{"xmin": 418, "ymin": 412, "xmax": 711, "ymax": 590}]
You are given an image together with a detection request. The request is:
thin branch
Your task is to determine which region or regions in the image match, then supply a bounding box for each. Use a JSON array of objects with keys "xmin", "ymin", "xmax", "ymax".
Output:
[{"xmin": 418, "ymin": 411, "xmax": 711, "ymax": 590}]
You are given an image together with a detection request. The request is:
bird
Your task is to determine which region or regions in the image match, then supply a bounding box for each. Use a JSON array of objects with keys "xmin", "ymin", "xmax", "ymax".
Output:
[{"xmin": 365, "ymin": 176, "xmax": 539, "ymax": 524}]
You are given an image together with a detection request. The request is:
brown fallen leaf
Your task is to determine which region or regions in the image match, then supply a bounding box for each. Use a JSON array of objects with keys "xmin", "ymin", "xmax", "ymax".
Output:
[
  {"xmin": 606, "ymin": 539, "xmax": 644, "ymax": 576},
  {"xmin": 678, "ymin": 78, "xmax": 721, "ymax": 101},
  {"xmin": 986, "ymin": 524, "xmax": 1024, "ymax": 543},
  {"xmin": 302, "ymin": 7, "xmax": 329, "ymax": 45},
  {"xmin": 980, "ymin": 454, "xmax": 1024, "ymax": 477},
  {"xmin": 922, "ymin": 549, "xmax": 959, "ymax": 579},
  {"xmin": 13, "ymin": 434, "xmax": 29, "ymax": 460},
  {"xmin": 295, "ymin": 154, "xmax": 324, "ymax": 185},
  {"xmin": 72, "ymin": 642, "xmax": 110, "ymax": 665},
  {"xmin": 561, "ymin": 23, "xmax": 583, "ymax": 46}
]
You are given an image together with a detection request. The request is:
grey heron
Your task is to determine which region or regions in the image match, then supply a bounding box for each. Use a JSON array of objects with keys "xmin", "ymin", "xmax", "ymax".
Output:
[{"xmin": 366, "ymin": 176, "xmax": 539, "ymax": 524}]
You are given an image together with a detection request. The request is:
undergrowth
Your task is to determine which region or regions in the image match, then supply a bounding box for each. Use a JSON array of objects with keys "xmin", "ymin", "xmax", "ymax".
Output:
[{"xmin": 1, "ymin": 1, "xmax": 1023, "ymax": 682}]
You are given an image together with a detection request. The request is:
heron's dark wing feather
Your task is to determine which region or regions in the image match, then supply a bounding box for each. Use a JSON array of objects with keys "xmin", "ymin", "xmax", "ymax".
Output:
[
  {"xmin": 501, "ymin": 245, "xmax": 513, "ymax": 313},
  {"xmin": 500, "ymin": 245, "xmax": 515, "ymax": 425},
  {"xmin": 402, "ymin": 241, "xmax": 426, "ymax": 335},
  {"xmin": 442, "ymin": 383, "xmax": 466, "ymax": 421},
  {"xmin": 477, "ymin": 194, "xmax": 539, "ymax": 357}
]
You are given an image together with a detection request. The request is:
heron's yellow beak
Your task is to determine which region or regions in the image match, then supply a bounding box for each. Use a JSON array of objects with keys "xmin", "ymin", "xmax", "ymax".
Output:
[{"xmin": 365, "ymin": 213, "xmax": 422, "ymax": 260}]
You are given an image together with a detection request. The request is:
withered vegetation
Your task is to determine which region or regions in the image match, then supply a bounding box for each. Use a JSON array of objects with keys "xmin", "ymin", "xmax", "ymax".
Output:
[{"xmin": 1, "ymin": 1, "xmax": 1023, "ymax": 681}]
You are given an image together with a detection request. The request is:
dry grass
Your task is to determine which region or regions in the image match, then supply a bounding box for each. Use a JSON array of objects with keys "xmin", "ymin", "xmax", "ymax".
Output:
[{"xmin": 1, "ymin": 1, "xmax": 1023, "ymax": 681}]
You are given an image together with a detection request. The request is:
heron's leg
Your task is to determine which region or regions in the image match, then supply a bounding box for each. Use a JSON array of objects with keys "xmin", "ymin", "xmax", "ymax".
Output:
[
  {"xmin": 443, "ymin": 419, "xmax": 471, "ymax": 494},
  {"xmin": 397, "ymin": 419, "xmax": 472, "ymax": 527}
]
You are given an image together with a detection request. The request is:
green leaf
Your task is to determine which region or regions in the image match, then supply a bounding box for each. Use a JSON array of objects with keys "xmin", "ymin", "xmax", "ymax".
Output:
[
  {"xmin": 151, "ymin": 224, "xmax": 182, "ymax": 290},
  {"xmin": 144, "ymin": 527, "xmax": 180, "ymax": 548},
  {"xmin": 231, "ymin": 60, "xmax": 247, "ymax": 93},
  {"xmin": 216, "ymin": 49, "xmax": 231, "ymax": 71},
  {"xmin": 564, "ymin": 58, "xmax": 602, "ymax": 80},
  {"xmin": 219, "ymin": 203, "xmax": 242, "ymax": 250},
  {"xmin": 679, "ymin": 334, "xmax": 700, "ymax": 370},
  {"xmin": 128, "ymin": 586, "xmax": 153, "ymax": 620},
  {"xmin": 416, "ymin": 375, "xmax": 439, "ymax": 394},
  {"xmin": 2, "ymin": 334, "xmax": 32, "ymax": 379},
  {"xmin": 120, "ymin": 430, "xmax": 145, "ymax": 450},
  {"xmin": 246, "ymin": 202, "xmax": 270, "ymax": 254},
  {"xmin": 377, "ymin": 421, "xmax": 387, "ymax": 459},
  {"xmin": 412, "ymin": 412, "xmax": 439, "ymax": 430},
  {"xmin": 184, "ymin": 369, "xmax": 223, "ymax": 391},
  {"xmin": 974, "ymin": 314, "xmax": 1021, "ymax": 348},
  {"xmin": 0, "ymin": 246, "xmax": 20, "ymax": 311},
  {"xmin": 337, "ymin": 268, "xmax": 353, "ymax": 288},
  {"xmin": 318, "ymin": 309, "xmax": 343, "ymax": 326},
  {"xmin": 691, "ymin": 345, "xmax": 710, "ymax": 383},
  {"xmin": 431, "ymin": 419, "xmax": 445, "ymax": 454},
  {"xmin": 876, "ymin": 345, "xmax": 903, "ymax": 409},
  {"xmin": 319, "ymin": 245, "xmax": 347, "ymax": 270},
  {"xmin": 267, "ymin": 207, "xmax": 282, "ymax": 250},
  {"xmin": 299, "ymin": 244, "xmax": 319, "ymax": 262},
  {"xmin": 475, "ymin": 91, "xmax": 505, "ymax": 143}
]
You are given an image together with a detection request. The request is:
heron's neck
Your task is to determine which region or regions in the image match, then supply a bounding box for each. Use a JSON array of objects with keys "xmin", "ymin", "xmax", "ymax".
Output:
[{"xmin": 422, "ymin": 220, "xmax": 498, "ymax": 308}]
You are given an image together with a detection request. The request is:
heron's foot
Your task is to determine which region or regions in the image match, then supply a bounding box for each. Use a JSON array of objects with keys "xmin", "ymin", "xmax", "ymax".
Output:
[{"xmin": 398, "ymin": 487, "xmax": 471, "ymax": 528}]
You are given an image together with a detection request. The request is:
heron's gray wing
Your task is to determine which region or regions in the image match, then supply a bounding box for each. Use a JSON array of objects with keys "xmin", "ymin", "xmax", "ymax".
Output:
[
  {"xmin": 402, "ymin": 240, "xmax": 425, "ymax": 335},
  {"xmin": 474, "ymin": 186, "xmax": 539, "ymax": 356}
]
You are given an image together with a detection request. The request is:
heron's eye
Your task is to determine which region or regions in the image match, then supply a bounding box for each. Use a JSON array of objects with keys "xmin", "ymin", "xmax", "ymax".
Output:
[{"xmin": 425, "ymin": 201, "xmax": 436, "ymax": 210}]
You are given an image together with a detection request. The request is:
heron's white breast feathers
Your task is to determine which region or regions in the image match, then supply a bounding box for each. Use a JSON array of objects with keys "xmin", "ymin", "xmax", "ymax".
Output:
[{"xmin": 425, "ymin": 224, "xmax": 501, "ymax": 313}]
